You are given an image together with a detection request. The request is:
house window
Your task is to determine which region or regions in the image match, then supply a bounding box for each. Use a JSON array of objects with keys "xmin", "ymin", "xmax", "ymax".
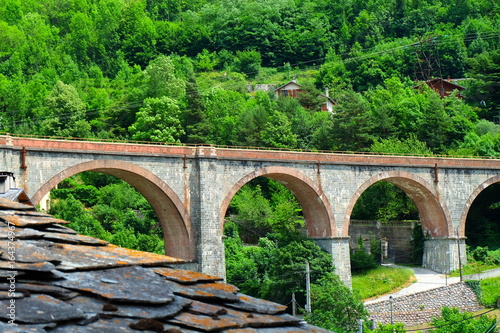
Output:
[{"xmin": 282, "ymin": 90, "xmax": 288, "ymax": 97}]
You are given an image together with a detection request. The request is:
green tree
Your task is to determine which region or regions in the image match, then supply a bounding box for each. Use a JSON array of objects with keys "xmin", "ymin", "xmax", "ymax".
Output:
[
  {"xmin": 467, "ymin": 48, "xmax": 500, "ymax": 122},
  {"xmin": 129, "ymin": 96, "xmax": 184, "ymax": 143},
  {"xmin": 368, "ymin": 323, "xmax": 406, "ymax": 333},
  {"xmin": 143, "ymin": 55, "xmax": 186, "ymax": 99},
  {"xmin": 203, "ymin": 88, "xmax": 246, "ymax": 145},
  {"xmin": 182, "ymin": 75, "xmax": 209, "ymax": 143},
  {"xmin": 352, "ymin": 181, "xmax": 418, "ymax": 222},
  {"xmin": 370, "ymin": 134, "xmax": 433, "ymax": 156},
  {"xmin": 428, "ymin": 307, "xmax": 498, "ymax": 333},
  {"xmin": 0, "ymin": 20, "xmax": 25, "ymax": 67},
  {"xmin": 233, "ymin": 50, "xmax": 262, "ymax": 78},
  {"xmin": 194, "ymin": 49, "xmax": 219, "ymax": 72},
  {"xmin": 330, "ymin": 89, "xmax": 375, "ymax": 151},
  {"xmin": 50, "ymin": 194, "xmax": 111, "ymax": 241},
  {"xmin": 64, "ymin": 12, "xmax": 98, "ymax": 66},
  {"xmin": 305, "ymin": 273, "xmax": 368, "ymax": 333},
  {"xmin": 229, "ymin": 183, "xmax": 273, "ymax": 242},
  {"xmin": 40, "ymin": 80, "xmax": 91, "ymax": 137},
  {"xmin": 118, "ymin": 0, "xmax": 157, "ymax": 68},
  {"xmin": 261, "ymin": 110, "xmax": 298, "ymax": 148}
]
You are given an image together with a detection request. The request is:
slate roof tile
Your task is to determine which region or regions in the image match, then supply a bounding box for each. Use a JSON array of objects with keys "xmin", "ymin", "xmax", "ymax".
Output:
[
  {"xmin": 0, "ymin": 197, "xmax": 334, "ymax": 332},
  {"xmin": 0, "ymin": 282, "xmax": 79, "ymax": 300},
  {"xmin": 153, "ymin": 267, "xmax": 223, "ymax": 284},
  {"xmin": 170, "ymin": 281, "xmax": 241, "ymax": 302},
  {"xmin": 0, "ymin": 198, "xmax": 35, "ymax": 211},
  {"xmin": 40, "ymin": 232, "xmax": 110, "ymax": 245},
  {"xmin": 2, "ymin": 240, "xmax": 183, "ymax": 270},
  {"xmin": 0, "ymin": 213, "xmax": 69, "ymax": 227},
  {"xmin": 0, "ymin": 260, "xmax": 56, "ymax": 272},
  {"xmin": 224, "ymin": 294, "xmax": 288, "ymax": 315},
  {"xmin": 0, "ymin": 294, "xmax": 85, "ymax": 323},
  {"xmin": 0, "ymin": 227, "xmax": 45, "ymax": 239},
  {"xmin": 0, "ymin": 321, "xmax": 53, "ymax": 332},
  {"xmin": 54, "ymin": 266, "xmax": 176, "ymax": 304},
  {"xmin": 67, "ymin": 295, "xmax": 191, "ymax": 319}
]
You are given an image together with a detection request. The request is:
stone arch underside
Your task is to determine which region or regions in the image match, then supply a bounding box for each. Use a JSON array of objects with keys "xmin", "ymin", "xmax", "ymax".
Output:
[
  {"xmin": 220, "ymin": 166, "xmax": 335, "ymax": 238},
  {"xmin": 460, "ymin": 175, "xmax": 500, "ymax": 237},
  {"xmin": 344, "ymin": 171, "xmax": 452, "ymax": 238},
  {"xmin": 31, "ymin": 160, "xmax": 195, "ymax": 261}
]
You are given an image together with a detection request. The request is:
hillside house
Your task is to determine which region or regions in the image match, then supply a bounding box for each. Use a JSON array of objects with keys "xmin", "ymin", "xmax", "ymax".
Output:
[
  {"xmin": 275, "ymin": 80, "xmax": 337, "ymax": 112},
  {"xmin": 275, "ymin": 80, "xmax": 304, "ymax": 98},
  {"xmin": 0, "ymin": 171, "xmax": 32, "ymax": 205},
  {"xmin": 414, "ymin": 78, "xmax": 466, "ymax": 98},
  {"xmin": 319, "ymin": 87, "xmax": 337, "ymax": 113}
]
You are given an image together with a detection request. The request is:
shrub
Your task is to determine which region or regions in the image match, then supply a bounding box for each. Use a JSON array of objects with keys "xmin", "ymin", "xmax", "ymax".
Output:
[
  {"xmin": 351, "ymin": 250, "xmax": 378, "ymax": 273},
  {"xmin": 428, "ymin": 307, "xmax": 497, "ymax": 332},
  {"xmin": 471, "ymin": 246, "xmax": 489, "ymax": 262}
]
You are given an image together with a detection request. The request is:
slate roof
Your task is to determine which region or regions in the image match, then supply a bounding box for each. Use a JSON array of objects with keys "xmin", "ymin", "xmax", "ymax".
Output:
[{"xmin": 0, "ymin": 198, "xmax": 333, "ymax": 332}]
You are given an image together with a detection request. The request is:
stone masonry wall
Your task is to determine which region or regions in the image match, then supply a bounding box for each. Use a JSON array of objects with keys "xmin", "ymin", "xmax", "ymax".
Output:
[
  {"xmin": 349, "ymin": 220, "xmax": 416, "ymax": 263},
  {"xmin": 365, "ymin": 282, "xmax": 483, "ymax": 327}
]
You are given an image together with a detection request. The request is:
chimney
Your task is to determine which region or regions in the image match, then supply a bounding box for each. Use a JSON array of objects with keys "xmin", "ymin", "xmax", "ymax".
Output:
[
  {"xmin": 325, "ymin": 86, "xmax": 329, "ymax": 97},
  {"xmin": 0, "ymin": 172, "xmax": 16, "ymax": 194}
]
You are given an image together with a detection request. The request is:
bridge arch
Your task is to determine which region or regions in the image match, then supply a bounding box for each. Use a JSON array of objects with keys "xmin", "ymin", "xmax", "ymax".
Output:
[
  {"xmin": 460, "ymin": 175, "xmax": 500, "ymax": 237},
  {"xmin": 31, "ymin": 160, "xmax": 195, "ymax": 261},
  {"xmin": 343, "ymin": 171, "xmax": 452, "ymax": 238},
  {"xmin": 220, "ymin": 166, "xmax": 335, "ymax": 238}
]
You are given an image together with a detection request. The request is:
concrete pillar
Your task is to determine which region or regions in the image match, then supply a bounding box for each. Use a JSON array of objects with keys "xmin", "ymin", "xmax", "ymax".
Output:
[
  {"xmin": 363, "ymin": 238, "xmax": 371, "ymax": 255},
  {"xmin": 422, "ymin": 237, "xmax": 467, "ymax": 274},
  {"xmin": 312, "ymin": 237, "xmax": 352, "ymax": 288}
]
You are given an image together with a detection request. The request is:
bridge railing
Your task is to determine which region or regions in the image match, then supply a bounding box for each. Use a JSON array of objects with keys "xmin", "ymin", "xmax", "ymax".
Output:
[{"xmin": 1, "ymin": 132, "xmax": 499, "ymax": 160}]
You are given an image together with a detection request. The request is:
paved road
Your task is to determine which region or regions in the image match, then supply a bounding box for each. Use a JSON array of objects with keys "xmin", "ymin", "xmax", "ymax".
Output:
[{"xmin": 364, "ymin": 265, "xmax": 461, "ymax": 305}]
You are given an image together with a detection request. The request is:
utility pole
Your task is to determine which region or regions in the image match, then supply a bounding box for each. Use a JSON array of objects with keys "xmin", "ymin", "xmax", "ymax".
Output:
[
  {"xmin": 305, "ymin": 262, "xmax": 311, "ymax": 314},
  {"xmin": 358, "ymin": 319, "xmax": 364, "ymax": 333},
  {"xmin": 292, "ymin": 292, "xmax": 297, "ymax": 317},
  {"xmin": 457, "ymin": 228, "xmax": 463, "ymax": 282}
]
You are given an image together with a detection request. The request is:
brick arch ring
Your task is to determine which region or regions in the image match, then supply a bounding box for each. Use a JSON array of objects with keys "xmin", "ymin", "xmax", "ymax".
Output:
[
  {"xmin": 343, "ymin": 170, "xmax": 452, "ymax": 238},
  {"xmin": 459, "ymin": 175, "xmax": 500, "ymax": 237},
  {"xmin": 219, "ymin": 166, "xmax": 336, "ymax": 238},
  {"xmin": 31, "ymin": 159, "xmax": 196, "ymax": 261}
]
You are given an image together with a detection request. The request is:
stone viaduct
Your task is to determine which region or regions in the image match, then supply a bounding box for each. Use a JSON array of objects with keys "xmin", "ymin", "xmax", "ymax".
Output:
[{"xmin": 1, "ymin": 134, "xmax": 500, "ymax": 286}]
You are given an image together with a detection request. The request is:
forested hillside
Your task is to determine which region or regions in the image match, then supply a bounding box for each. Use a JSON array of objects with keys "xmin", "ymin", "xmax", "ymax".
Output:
[{"xmin": 0, "ymin": 0, "xmax": 499, "ymax": 156}]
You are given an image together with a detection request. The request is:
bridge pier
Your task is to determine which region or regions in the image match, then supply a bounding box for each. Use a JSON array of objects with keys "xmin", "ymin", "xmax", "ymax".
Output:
[
  {"xmin": 313, "ymin": 237, "xmax": 352, "ymax": 288},
  {"xmin": 191, "ymin": 148, "xmax": 227, "ymax": 280},
  {"xmin": 422, "ymin": 237, "xmax": 467, "ymax": 274}
]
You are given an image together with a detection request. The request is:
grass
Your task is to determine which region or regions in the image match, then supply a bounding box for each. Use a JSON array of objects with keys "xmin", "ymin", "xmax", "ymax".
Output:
[
  {"xmin": 481, "ymin": 277, "xmax": 500, "ymax": 307},
  {"xmin": 352, "ymin": 266, "xmax": 415, "ymax": 300},
  {"xmin": 450, "ymin": 261, "xmax": 500, "ymax": 276}
]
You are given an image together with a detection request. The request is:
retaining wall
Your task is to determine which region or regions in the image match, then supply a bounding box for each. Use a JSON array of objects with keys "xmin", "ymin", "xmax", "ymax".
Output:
[{"xmin": 365, "ymin": 282, "xmax": 483, "ymax": 327}]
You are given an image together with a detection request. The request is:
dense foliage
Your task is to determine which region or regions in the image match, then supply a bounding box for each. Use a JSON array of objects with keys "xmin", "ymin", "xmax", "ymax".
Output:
[
  {"xmin": 427, "ymin": 307, "xmax": 498, "ymax": 333},
  {"xmin": 365, "ymin": 307, "xmax": 498, "ymax": 332},
  {"xmin": 0, "ymin": 0, "xmax": 499, "ymax": 156},
  {"xmin": 466, "ymin": 183, "xmax": 500, "ymax": 250},
  {"xmin": 49, "ymin": 172, "xmax": 165, "ymax": 254},
  {"xmin": 305, "ymin": 273, "xmax": 369, "ymax": 333},
  {"xmin": 224, "ymin": 178, "xmax": 335, "ymax": 305},
  {"xmin": 480, "ymin": 277, "xmax": 500, "ymax": 308}
]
